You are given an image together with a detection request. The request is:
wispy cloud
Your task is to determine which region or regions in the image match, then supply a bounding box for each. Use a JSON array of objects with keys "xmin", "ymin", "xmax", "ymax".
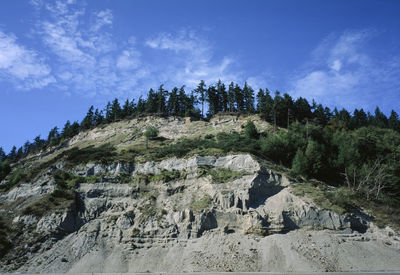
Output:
[
  {"xmin": 290, "ymin": 30, "xmax": 400, "ymax": 112},
  {"xmin": 29, "ymin": 0, "xmax": 145, "ymax": 96},
  {"xmin": 2, "ymin": 1, "xmax": 256, "ymax": 97},
  {"xmin": 145, "ymin": 30, "xmax": 242, "ymax": 88},
  {"xmin": 0, "ymin": 29, "xmax": 54, "ymax": 89}
]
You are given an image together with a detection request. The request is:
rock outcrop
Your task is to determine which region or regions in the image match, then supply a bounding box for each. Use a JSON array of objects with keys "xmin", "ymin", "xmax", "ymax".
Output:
[{"xmin": 1, "ymin": 154, "xmax": 399, "ymax": 273}]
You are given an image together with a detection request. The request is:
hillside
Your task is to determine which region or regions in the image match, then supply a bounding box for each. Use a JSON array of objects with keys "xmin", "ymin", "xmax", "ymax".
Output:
[{"xmin": 1, "ymin": 114, "xmax": 400, "ymax": 273}]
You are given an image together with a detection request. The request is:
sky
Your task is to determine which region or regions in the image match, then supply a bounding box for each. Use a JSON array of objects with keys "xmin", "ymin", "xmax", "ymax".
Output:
[{"xmin": 1, "ymin": 0, "xmax": 400, "ymax": 153}]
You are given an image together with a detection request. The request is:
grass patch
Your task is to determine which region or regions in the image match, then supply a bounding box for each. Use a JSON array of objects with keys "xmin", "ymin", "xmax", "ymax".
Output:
[
  {"xmin": 61, "ymin": 144, "xmax": 117, "ymax": 165},
  {"xmin": 115, "ymin": 173, "xmax": 132, "ymax": 183},
  {"xmin": 53, "ymin": 170, "xmax": 85, "ymax": 189},
  {"xmin": 149, "ymin": 170, "xmax": 186, "ymax": 183},
  {"xmin": 21, "ymin": 189, "xmax": 76, "ymax": 217},
  {"xmin": 197, "ymin": 167, "xmax": 250, "ymax": 183},
  {"xmin": 291, "ymin": 182, "xmax": 352, "ymax": 214},
  {"xmin": 292, "ymin": 182, "xmax": 400, "ymax": 230},
  {"xmin": 190, "ymin": 194, "xmax": 212, "ymax": 213},
  {"xmin": 0, "ymin": 215, "xmax": 12, "ymax": 258}
]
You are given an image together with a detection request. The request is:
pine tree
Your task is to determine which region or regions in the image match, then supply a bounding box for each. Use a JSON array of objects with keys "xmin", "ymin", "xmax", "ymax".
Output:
[
  {"xmin": 256, "ymin": 88, "xmax": 266, "ymax": 114},
  {"xmin": 234, "ymin": 84, "xmax": 244, "ymax": 112},
  {"xmin": 216, "ymin": 80, "xmax": 228, "ymax": 112},
  {"xmin": 136, "ymin": 96, "xmax": 146, "ymax": 114},
  {"xmin": 48, "ymin": 127, "xmax": 60, "ymax": 142},
  {"xmin": 145, "ymin": 89, "xmax": 157, "ymax": 113},
  {"xmin": 243, "ymin": 82, "xmax": 255, "ymax": 113},
  {"xmin": 373, "ymin": 107, "xmax": 388, "ymax": 128},
  {"xmin": 93, "ymin": 109, "xmax": 105, "ymax": 126},
  {"xmin": 122, "ymin": 99, "xmax": 135, "ymax": 118},
  {"xmin": 227, "ymin": 82, "xmax": 236, "ymax": 112},
  {"xmin": 388, "ymin": 110, "xmax": 400, "ymax": 132},
  {"xmin": 244, "ymin": 120, "xmax": 259, "ymax": 139},
  {"xmin": 81, "ymin": 105, "xmax": 95, "ymax": 130},
  {"xmin": 156, "ymin": 85, "xmax": 168, "ymax": 114},
  {"xmin": 8, "ymin": 146, "xmax": 17, "ymax": 161},
  {"xmin": 0, "ymin": 147, "xmax": 6, "ymax": 161},
  {"xmin": 105, "ymin": 101, "xmax": 112, "ymax": 123},
  {"xmin": 23, "ymin": 140, "xmax": 31, "ymax": 155},
  {"xmin": 194, "ymin": 80, "xmax": 206, "ymax": 117},
  {"xmin": 62, "ymin": 120, "xmax": 72, "ymax": 138},
  {"xmin": 291, "ymin": 149, "xmax": 308, "ymax": 177},
  {"xmin": 293, "ymin": 97, "xmax": 312, "ymax": 123},
  {"xmin": 111, "ymin": 99, "xmax": 122, "ymax": 121},
  {"xmin": 206, "ymin": 85, "xmax": 219, "ymax": 116},
  {"xmin": 167, "ymin": 87, "xmax": 179, "ymax": 115}
]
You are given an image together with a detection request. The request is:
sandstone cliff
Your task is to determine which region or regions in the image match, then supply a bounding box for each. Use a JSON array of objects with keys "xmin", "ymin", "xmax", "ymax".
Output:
[{"xmin": 0, "ymin": 115, "xmax": 399, "ymax": 272}]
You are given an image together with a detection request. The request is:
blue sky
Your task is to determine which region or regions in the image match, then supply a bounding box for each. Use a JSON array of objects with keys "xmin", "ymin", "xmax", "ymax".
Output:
[{"xmin": 1, "ymin": 0, "xmax": 400, "ymax": 153}]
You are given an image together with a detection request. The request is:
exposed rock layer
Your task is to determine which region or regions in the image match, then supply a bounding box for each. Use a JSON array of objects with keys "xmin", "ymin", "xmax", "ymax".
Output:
[{"xmin": 1, "ymin": 154, "xmax": 399, "ymax": 272}]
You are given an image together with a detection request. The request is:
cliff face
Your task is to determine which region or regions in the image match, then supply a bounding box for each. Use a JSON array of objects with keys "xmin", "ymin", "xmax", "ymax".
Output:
[{"xmin": 1, "ymin": 116, "xmax": 400, "ymax": 272}]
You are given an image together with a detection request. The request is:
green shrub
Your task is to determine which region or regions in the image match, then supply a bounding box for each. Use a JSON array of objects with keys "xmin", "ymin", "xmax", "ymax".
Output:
[
  {"xmin": 144, "ymin": 126, "xmax": 159, "ymax": 139},
  {"xmin": 62, "ymin": 144, "xmax": 117, "ymax": 165},
  {"xmin": 197, "ymin": 168, "xmax": 249, "ymax": 183},
  {"xmin": 244, "ymin": 120, "xmax": 259, "ymax": 139},
  {"xmin": 115, "ymin": 173, "xmax": 132, "ymax": 183},
  {"xmin": 0, "ymin": 161, "xmax": 11, "ymax": 182},
  {"xmin": 190, "ymin": 194, "xmax": 212, "ymax": 213},
  {"xmin": 149, "ymin": 170, "xmax": 185, "ymax": 182},
  {"xmin": 22, "ymin": 189, "xmax": 76, "ymax": 217}
]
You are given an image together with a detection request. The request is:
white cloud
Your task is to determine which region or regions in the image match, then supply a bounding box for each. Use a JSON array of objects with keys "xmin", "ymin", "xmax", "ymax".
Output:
[
  {"xmin": 144, "ymin": 30, "xmax": 241, "ymax": 89},
  {"xmin": 116, "ymin": 49, "xmax": 141, "ymax": 70},
  {"xmin": 290, "ymin": 29, "xmax": 400, "ymax": 111},
  {"xmin": 91, "ymin": 9, "xmax": 113, "ymax": 32},
  {"xmin": 0, "ymin": 29, "xmax": 54, "ymax": 89},
  {"xmin": 32, "ymin": 0, "xmax": 143, "ymax": 96}
]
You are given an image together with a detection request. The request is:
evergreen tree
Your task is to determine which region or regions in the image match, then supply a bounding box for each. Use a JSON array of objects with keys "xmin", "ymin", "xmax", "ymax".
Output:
[
  {"xmin": 16, "ymin": 147, "xmax": 23, "ymax": 160},
  {"xmin": 167, "ymin": 87, "xmax": 179, "ymax": 115},
  {"xmin": 145, "ymin": 89, "xmax": 158, "ymax": 113},
  {"xmin": 70, "ymin": 122, "xmax": 80, "ymax": 137},
  {"xmin": 144, "ymin": 126, "xmax": 159, "ymax": 149},
  {"xmin": 23, "ymin": 140, "xmax": 31, "ymax": 155},
  {"xmin": 81, "ymin": 105, "xmax": 95, "ymax": 130},
  {"xmin": 291, "ymin": 149, "xmax": 308, "ymax": 177},
  {"xmin": 62, "ymin": 120, "xmax": 72, "ymax": 138},
  {"xmin": 227, "ymin": 82, "xmax": 236, "ymax": 112},
  {"xmin": 105, "ymin": 101, "xmax": 112, "ymax": 123},
  {"xmin": 216, "ymin": 80, "xmax": 228, "ymax": 112},
  {"xmin": 272, "ymin": 91, "xmax": 286, "ymax": 128},
  {"xmin": 293, "ymin": 97, "xmax": 312, "ymax": 123},
  {"xmin": 351, "ymin": 108, "xmax": 368, "ymax": 129},
  {"xmin": 388, "ymin": 110, "xmax": 400, "ymax": 132},
  {"xmin": 373, "ymin": 107, "xmax": 388, "ymax": 128},
  {"xmin": 93, "ymin": 109, "xmax": 105, "ymax": 126},
  {"xmin": 8, "ymin": 146, "xmax": 17, "ymax": 161},
  {"xmin": 234, "ymin": 84, "xmax": 244, "ymax": 112},
  {"xmin": 136, "ymin": 96, "xmax": 146, "ymax": 114},
  {"xmin": 194, "ymin": 80, "xmax": 206, "ymax": 117},
  {"xmin": 243, "ymin": 82, "xmax": 255, "ymax": 113},
  {"xmin": 206, "ymin": 85, "xmax": 219, "ymax": 116},
  {"xmin": 156, "ymin": 85, "xmax": 168, "ymax": 114},
  {"xmin": 0, "ymin": 147, "xmax": 6, "ymax": 161},
  {"xmin": 33, "ymin": 135, "xmax": 45, "ymax": 152},
  {"xmin": 244, "ymin": 120, "xmax": 259, "ymax": 139},
  {"xmin": 111, "ymin": 98, "xmax": 122, "ymax": 121},
  {"xmin": 47, "ymin": 127, "xmax": 60, "ymax": 145},
  {"xmin": 122, "ymin": 99, "xmax": 135, "ymax": 118},
  {"xmin": 256, "ymin": 88, "xmax": 266, "ymax": 114}
]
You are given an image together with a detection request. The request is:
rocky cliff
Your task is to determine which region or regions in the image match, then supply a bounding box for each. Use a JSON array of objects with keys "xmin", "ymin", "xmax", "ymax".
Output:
[{"xmin": 1, "ymin": 115, "xmax": 399, "ymax": 272}]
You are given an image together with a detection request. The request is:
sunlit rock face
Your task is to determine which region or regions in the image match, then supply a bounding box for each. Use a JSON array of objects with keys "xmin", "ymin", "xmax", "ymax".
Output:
[{"xmin": 2, "ymin": 153, "xmax": 399, "ymax": 273}]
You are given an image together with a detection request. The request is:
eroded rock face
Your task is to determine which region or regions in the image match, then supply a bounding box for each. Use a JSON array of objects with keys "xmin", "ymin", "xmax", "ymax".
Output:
[{"xmin": 1, "ymin": 154, "xmax": 399, "ymax": 273}]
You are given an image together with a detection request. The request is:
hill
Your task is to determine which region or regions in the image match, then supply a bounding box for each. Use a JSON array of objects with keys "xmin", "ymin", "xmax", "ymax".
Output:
[{"xmin": 0, "ymin": 114, "xmax": 400, "ymax": 272}]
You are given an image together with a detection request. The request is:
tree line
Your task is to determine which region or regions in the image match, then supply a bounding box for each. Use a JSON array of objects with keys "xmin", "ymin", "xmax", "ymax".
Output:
[{"xmin": 1, "ymin": 80, "xmax": 400, "ymax": 165}]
